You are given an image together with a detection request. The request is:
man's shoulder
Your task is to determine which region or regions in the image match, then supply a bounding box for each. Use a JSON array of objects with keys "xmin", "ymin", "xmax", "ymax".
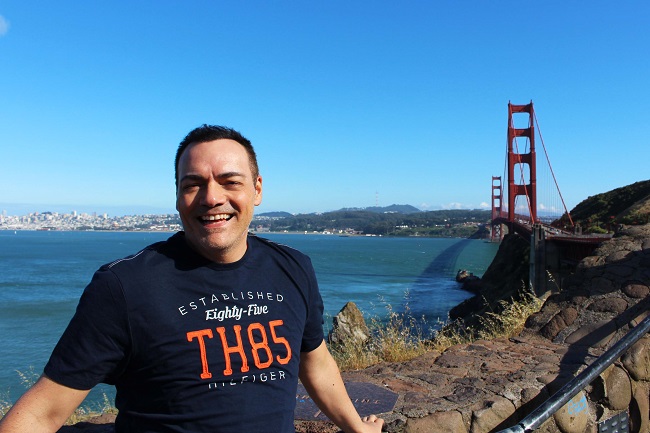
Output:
[
  {"xmin": 102, "ymin": 232, "xmax": 185, "ymax": 272},
  {"xmin": 250, "ymin": 234, "xmax": 308, "ymax": 256},
  {"xmin": 249, "ymin": 234, "xmax": 312, "ymax": 267}
]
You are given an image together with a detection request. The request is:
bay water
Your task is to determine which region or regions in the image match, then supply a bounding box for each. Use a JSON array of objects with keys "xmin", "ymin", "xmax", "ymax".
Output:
[{"xmin": 0, "ymin": 230, "xmax": 498, "ymax": 407}]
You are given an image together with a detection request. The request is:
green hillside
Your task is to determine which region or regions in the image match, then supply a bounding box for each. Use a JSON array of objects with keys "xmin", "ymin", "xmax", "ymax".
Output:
[{"xmin": 556, "ymin": 180, "xmax": 650, "ymax": 233}]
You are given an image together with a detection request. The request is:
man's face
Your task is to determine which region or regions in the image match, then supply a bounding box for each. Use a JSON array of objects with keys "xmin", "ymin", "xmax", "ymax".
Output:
[{"xmin": 176, "ymin": 139, "xmax": 262, "ymax": 263}]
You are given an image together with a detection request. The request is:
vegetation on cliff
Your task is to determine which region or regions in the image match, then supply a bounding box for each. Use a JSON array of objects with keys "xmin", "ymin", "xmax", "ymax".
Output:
[{"xmin": 555, "ymin": 179, "xmax": 650, "ymax": 233}]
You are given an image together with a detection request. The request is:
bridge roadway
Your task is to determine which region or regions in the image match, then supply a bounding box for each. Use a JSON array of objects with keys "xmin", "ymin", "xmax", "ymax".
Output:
[{"xmin": 492, "ymin": 215, "xmax": 613, "ymax": 264}]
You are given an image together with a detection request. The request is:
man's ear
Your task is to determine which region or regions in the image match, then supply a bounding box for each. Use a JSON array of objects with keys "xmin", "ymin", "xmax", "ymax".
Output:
[{"xmin": 254, "ymin": 176, "xmax": 263, "ymax": 206}]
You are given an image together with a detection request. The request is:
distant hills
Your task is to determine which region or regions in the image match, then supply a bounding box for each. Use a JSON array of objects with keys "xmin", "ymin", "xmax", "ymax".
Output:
[
  {"xmin": 337, "ymin": 204, "xmax": 422, "ymax": 214},
  {"xmin": 257, "ymin": 204, "xmax": 422, "ymax": 218},
  {"xmin": 256, "ymin": 211, "xmax": 294, "ymax": 218},
  {"xmin": 255, "ymin": 205, "xmax": 490, "ymax": 237}
]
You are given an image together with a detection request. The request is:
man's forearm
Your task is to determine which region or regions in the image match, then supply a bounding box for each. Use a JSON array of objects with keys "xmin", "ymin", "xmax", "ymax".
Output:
[
  {"xmin": 299, "ymin": 342, "xmax": 383, "ymax": 433},
  {"xmin": 0, "ymin": 375, "xmax": 89, "ymax": 433}
]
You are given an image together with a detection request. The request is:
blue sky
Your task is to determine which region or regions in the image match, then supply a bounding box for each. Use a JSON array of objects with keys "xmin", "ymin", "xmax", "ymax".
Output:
[{"xmin": 1, "ymin": 2, "xmax": 648, "ymax": 217}]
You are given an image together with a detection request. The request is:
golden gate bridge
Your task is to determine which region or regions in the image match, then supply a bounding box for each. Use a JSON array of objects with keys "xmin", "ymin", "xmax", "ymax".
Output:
[{"xmin": 489, "ymin": 101, "xmax": 612, "ymax": 294}]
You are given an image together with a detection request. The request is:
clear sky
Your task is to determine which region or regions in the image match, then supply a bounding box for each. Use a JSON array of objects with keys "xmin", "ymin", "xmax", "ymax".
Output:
[{"xmin": 1, "ymin": 2, "xmax": 648, "ymax": 217}]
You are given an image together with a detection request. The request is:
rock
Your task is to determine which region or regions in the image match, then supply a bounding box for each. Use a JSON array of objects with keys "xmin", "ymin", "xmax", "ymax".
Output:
[
  {"xmin": 456, "ymin": 269, "xmax": 481, "ymax": 293},
  {"xmin": 328, "ymin": 301, "xmax": 370, "ymax": 348},
  {"xmin": 603, "ymin": 365, "xmax": 632, "ymax": 410},
  {"xmin": 540, "ymin": 308, "xmax": 578, "ymax": 341},
  {"xmin": 622, "ymin": 283, "xmax": 650, "ymax": 298},
  {"xmin": 606, "ymin": 250, "xmax": 634, "ymax": 263},
  {"xmin": 553, "ymin": 391, "xmax": 589, "ymax": 433},
  {"xmin": 405, "ymin": 411, "xmax": 467, "ymax": 433},
  {"xmin": 622, "ymin": 337, "xmax": 650, "ymax": 381},
  {"xmin": 563, "ymin": 320, "xmax": 616, "ymax": 348},
  {"xmin": 586, "ymin": 297, "xmax": 628, "ymax": 314},
  {"xmin": 469, "ymin": 396, "xmax": 516, "ymax": 433},
  {"xmin": 630, "ymin": 381, "xmax": 649, "ymax": 433}
]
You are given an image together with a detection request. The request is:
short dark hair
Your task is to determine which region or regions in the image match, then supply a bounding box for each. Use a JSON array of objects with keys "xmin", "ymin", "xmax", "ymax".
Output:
[{"xmin": 174, "ymin": 125, "xmax": 259, "ymax": 188}]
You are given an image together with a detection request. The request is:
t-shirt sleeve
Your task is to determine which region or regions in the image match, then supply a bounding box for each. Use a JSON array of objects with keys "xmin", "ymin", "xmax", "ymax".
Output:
[
  {"xmin": 300, "ymin": 258, "xmax": 325, "ymax": 353},
  {"xmin": 44, "ymin": 267, "xmax": 130, "ymax": 390}
]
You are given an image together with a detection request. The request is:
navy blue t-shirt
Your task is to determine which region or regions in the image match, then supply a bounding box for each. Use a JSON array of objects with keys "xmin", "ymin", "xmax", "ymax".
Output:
[{"xmin": 45, "ymin": 233, "xmax": 324, "ymax": 433}]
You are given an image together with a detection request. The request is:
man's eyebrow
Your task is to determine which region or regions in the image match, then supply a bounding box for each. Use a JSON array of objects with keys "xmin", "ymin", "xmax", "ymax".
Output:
[
  {"xmin": 216, "ymin": 172, "xmax": 246, "ymax": 179},
  {"xmin": 179, "ymin": 174, "xmax": 204, "ymax": 183},
  {"xmin": 179, "ymin": 172, "xmax": 246, "ymax": 183}
]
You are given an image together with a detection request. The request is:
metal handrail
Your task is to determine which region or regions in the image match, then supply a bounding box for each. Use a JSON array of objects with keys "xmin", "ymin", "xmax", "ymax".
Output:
[{"xmin": 497, "ymin": 313, "xmax": 650, "ymax": 433}]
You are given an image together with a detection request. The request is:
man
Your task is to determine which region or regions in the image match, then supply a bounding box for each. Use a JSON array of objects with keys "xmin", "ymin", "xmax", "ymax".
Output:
[{"xmin": 0, "ymin": 125, "xmax": 384, "ymax": 433}]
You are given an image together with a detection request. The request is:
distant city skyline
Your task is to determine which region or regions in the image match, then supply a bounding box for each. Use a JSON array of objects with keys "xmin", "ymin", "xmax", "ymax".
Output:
[
  {"xmin": 1, "ymin": 2, "xmax": 649, "ymax": 216},
  {"xmin": 0, "ymin": 202, "xmax": 177, "ymax": 217}
]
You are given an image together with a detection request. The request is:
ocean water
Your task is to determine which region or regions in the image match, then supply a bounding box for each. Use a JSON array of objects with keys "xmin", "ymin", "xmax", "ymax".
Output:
[{"xmin": 0, "ymin": 230, "xmax": 498, "ymax": 407}]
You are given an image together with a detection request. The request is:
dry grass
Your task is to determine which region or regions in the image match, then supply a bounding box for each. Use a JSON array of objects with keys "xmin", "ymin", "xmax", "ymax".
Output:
[
  {"xmin": 332, "ymin": 288, "xmax": 543, "ymax": 371},
  {"xmin": 475, "ymin": 290, "xmax": 543, "ymax": 340},
  {"xmin": 371, "ymin": 304, "xmax": 431, "ymax": 363},
  {"xmin": 330, "ymin": 301, "xmax": 432, "ymax": 371}
]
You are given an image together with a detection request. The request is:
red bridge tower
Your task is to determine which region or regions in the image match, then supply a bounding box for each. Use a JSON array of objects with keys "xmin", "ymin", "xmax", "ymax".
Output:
[
  {"xmin": 491, "ymin": 176, "xmax": 503, "ymax": 241},
  {"xmin": 507, "ymin": 102, "xmax": 537, "ymax": 224}
]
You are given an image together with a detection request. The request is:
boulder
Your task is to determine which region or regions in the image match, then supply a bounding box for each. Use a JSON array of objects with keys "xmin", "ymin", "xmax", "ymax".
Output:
[
  {"xmin": 552, "ymin": 391, "xmax": 589, "ymax": 433},
  {"xmin": 328, "ymin": 302, "xmax": 370, "ymax": 348},
  {"xmin": 469, "ymin": 396, "xmax": 516, "ymax": 433},
  {"xmin": 603, "ymin": 365, "xmax": 632, "ymax": 410},
  {"xmin": 622, "ymin": 337, "xmax": 650, "ymax": 381}
]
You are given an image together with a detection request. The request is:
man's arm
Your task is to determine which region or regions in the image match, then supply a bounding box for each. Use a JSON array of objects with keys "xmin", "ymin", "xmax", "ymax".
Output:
[
  {"xmin": 299, "ymin": 340, "xmax": 384, "ymax": 433},
  {"xmin": 0, "ymin": 375, "xmax": 90, "ymax": 433}
]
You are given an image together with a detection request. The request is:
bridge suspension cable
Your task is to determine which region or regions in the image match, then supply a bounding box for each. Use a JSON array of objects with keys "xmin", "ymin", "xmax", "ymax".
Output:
[{"xmin": 532, "ymin": 110, "xmax": 574, "ymax": 227}]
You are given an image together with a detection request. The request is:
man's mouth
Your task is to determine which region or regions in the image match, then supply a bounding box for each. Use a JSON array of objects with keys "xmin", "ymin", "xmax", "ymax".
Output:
[{"xmin": 200, "ymin": 214, "xmax": 233, "ymax": 224}]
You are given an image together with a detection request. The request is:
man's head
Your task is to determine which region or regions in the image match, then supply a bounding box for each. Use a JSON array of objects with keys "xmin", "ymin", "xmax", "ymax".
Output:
[{"xmin": 175, "ymin": 125, "xmax": 262, "ymax": 263}]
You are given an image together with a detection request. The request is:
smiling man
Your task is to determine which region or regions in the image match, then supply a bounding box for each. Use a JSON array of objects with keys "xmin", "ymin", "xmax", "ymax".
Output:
[{"xmin": 0, "ymin": 125, "xmax": 384, "ymax": 433}]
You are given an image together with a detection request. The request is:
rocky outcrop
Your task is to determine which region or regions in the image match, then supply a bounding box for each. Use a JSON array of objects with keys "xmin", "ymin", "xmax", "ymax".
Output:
[
  {"xmin": 328, "ymin": 301, "xmax": 371, "ymax": 349},
  {"xmin": 525, "ymin": 224, "xmax": 650, "ymax": 348},
  {"xmin": 449, "ymin": 233, "xmax": 530, "ymax": 327}
]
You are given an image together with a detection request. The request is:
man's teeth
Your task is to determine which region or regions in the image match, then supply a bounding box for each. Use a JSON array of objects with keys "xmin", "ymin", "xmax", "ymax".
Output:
[{"xmin": 202, "ymin": 214, "xmax": 232, "ymax": 221}]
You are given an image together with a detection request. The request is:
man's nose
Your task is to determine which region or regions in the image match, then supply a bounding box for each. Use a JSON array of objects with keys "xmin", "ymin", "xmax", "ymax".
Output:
[{"xmin": 201, "ymin": 183, "xmax": 226, "ymax": 207}]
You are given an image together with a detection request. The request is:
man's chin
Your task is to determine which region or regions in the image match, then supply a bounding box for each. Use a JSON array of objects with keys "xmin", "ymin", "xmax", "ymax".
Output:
[{"xmin": 189, "ymin": 233, "xmax": 249, "ymax": 262}]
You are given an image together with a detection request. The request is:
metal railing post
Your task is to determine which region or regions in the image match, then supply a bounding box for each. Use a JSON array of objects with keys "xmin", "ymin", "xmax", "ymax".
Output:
[{"xmin": 497, "ymin": 313, "xmax": 650, "ymax": 433}]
